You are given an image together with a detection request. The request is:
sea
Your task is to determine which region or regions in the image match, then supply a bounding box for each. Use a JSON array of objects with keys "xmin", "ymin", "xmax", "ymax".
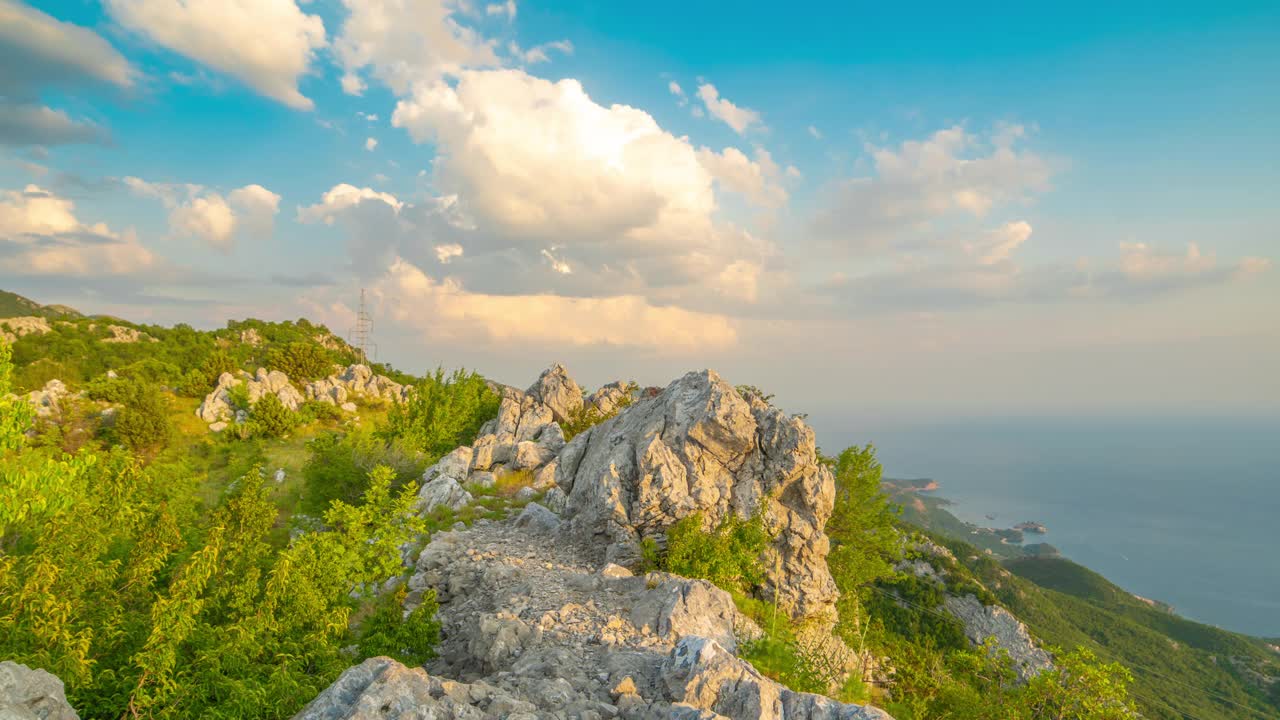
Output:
[{"xmin": 810, "ymin": 414, "xmax": 1280, "ymax": 638}]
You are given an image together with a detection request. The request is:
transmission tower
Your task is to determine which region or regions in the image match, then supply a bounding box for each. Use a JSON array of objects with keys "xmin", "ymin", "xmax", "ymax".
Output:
[{"xmin": 347, "ymin": 289, "xmax": 377, "ymax": 363}]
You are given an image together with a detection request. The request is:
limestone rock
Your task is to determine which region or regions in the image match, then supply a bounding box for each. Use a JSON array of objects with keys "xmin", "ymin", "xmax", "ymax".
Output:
[
  {"xmin": 514, "ymin": 503, "xmax": 561, "ymax": 533},
  {"xmin": 0, "ymin": 316, "xmax": 52, "ymax": 344},
  {"xmin": 304, "ymin": 364, "xmax": 409, "ymax": 407},
  {"xmin": 417, "ymin": 475, "xmax": 474, "ymax": 514},
  {"xmin": 525, "ymin": 363, "xmax": 583, "ymax": 425},
  {"xmin": 25, "ymin": 379, "xmax": 71, "ymax": 418},
  {"xmin": 425, "ymin": 446, "xmax": 474, "ymax": 485},
  {"xmin": 101, "ymin": 325, "xmax": 153, "ymax": 343},
  {"xmin": 942, "ymin": 594, "xmax": 1053, "ymax": 682},
  {"xmin": 587, "ymin": 381, "xmax": 634, "ymax": 416},
  {"xmin": 558, "ymin": 369, "xmax": 839, "ymax": 621},
  {"xmin": 630, "ymin": 576, "xmax": 744, "ymax": 653},
  {"xmin": 662, "ymin": 637, "xmax": 892, "ymax": 720},
  {"xmin": 0, "ymin": 661, "xmax": 80, "ymax": 720}
]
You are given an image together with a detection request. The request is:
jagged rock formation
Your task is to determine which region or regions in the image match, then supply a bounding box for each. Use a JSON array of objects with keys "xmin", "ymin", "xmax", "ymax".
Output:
[
  {"xmin": 295, "ymin": 518, "xmax": 891, "ymax": 719},
  {"xmin": 197, "ymin": 368, "xmax": 305, "ymax": 426},
  {"xmin": 101, "ymin": 325, "xmax": 154, "ymax": 343},
  {"xmin": 305, "ymin": 364, "xmax": 409, "ymax": 408},
  {"xmin": 557, "ymin": 369, "xmax": 839, "ymax": 622},
  {"xmin": 896, "ymin": 540, "xmax": 1053, "ymax": 682},
  {"xmin": 196, "ymin": 364, "xmax": 409, "ymax": 430},
  {"xmin": 25, "ymin": 379, "xmax": 73, "ymax": 418},
  {"xmin": 0, "ymin": 316, "xmax": 51, "ymax": 343},
  {"xmin": 0, "ymin": 661, "xmax": 80, "ymax": 720},
  {"xmin": 942, "ymin": 595, "xmax": 1053, "ymax": 682}
]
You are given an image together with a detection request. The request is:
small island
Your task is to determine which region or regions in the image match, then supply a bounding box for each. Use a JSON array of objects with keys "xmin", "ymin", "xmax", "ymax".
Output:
[{"xmin": 1014, "ymin": 521, "xmax": 1048, "ymax": 534}]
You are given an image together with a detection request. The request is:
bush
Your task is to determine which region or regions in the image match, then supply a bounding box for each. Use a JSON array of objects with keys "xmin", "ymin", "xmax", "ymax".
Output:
[
  {"xmin": 301, "ymin": 430, "xmax": 425, "ymax": 514},
  {"xmin": 251, "ymin": 393, "xmax": 296, "ymax": 438},
  {"xmin": 663, "ymin": 510, "xmax": 770, "ymax": 594},
  {"xmin": 381, "ymin": 368, "xmax": 500, "ymax": 463},
  {"xmin": 561, "ymin": 382, "xmax": 637, "ymax": 440},
  {"xmin": 268, "ymin": 342, "xmax": 335, "ymax": 383},
  {"xmin": 357, "ymin": 585, "xmax": 441, "ymax": 666},
  {"xmin": 177, "ymin": 350, "xmax": 238, "ymax": 397},
  {"xmin": 112, "ymin": 380, "xmax": 172, "ymax": 452}
]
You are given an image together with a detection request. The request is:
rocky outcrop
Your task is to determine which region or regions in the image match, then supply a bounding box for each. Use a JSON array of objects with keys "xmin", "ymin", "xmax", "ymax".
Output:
[
  {"xmin": 0, "ymin": 316, "xmax": 51, "ymax": 344},
  {"xmin": 304, "ymin": 364, "xmax": 409, "ymax": 408},
  {"xmin": 586, "ymin": 381, "xmax": 636, "ymax": 416},
  {"xmin": 556, "ymin": 370, "xmax": 838, "ymax": 622},
  {"xmin": 101, "ymin": 325, "xmax": 155, "ymax": 343},
  {"xmin": 664, "ymin": 637, "xmax": 892, "ymax": 720},
  {"xmin": 305, "ymin": 519, "xmax": 892, "ymax": 720},
  {"xmin": 0, "ymin": 662, "xmax": 80, "ymax": 720},
  {"xmin": 25, "ymin": 379, "xmax": 73, "ymax": 418},
  {"xmin": 527, "ymin": 363, "xmax": 583, "ymax": 425},
  {"xmin": 196, "ymin": 368, "xmax": 305, "ymax": 426},
  {"xmin": 942, "ymin": 595, "xmax": 1053, "ymax": 682}
]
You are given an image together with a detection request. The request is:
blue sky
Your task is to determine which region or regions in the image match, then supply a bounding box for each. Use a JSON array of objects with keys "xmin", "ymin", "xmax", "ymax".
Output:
[{"xmin": 1, "ymin": 0, "xmax": 1276, "ymax": 417}]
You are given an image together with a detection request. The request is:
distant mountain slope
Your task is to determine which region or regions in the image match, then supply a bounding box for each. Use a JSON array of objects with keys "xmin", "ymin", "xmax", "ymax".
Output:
[{"xmin": 0, "ymin": 290, "xmax": 81, "ymax": 319}]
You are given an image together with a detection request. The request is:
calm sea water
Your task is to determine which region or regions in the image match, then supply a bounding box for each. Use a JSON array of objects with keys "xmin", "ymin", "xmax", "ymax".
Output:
[{"xmin": 810, "ymin": 415, "xmax": 1280, "ymax": 638}]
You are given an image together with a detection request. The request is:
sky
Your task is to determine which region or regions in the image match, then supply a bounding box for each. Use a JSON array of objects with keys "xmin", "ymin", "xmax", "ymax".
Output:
[{"xmin": 1, "ymin": 0, "xmax": 1277, "ymax": 421}]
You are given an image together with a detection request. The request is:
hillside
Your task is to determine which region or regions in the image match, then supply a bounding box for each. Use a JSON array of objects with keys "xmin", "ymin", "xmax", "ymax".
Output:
[
  {"xmin": 2, "ymin": 290, "xmax": 1277, "ymax": 720},
  {"xmin": 0, "ymin": 289, "xmax": 81, "ymax": 319}
]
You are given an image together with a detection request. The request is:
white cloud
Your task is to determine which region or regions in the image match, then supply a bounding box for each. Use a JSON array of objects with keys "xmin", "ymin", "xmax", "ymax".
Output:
[
  {"xmin": 0, "ymin": 0, "xmax": 135, "ymax": 95},
  {"xmin": 435, "ymin": 243, "xmax": 463, "ymax": 263},
  {"xmin": 365, "ymin": 136, "xmax": 378, "ymax": 151},
  {"xmin": 696, "ymin": 146, "xmax": 789, "ymax": 208},
  {"xmin": 807, "ymin": 125, "xmax": 822, "ymax": 140},
  {"xmin": 485, "ymin": 1, "xmax": 516, "ymax": 20},
  {"xmin": 126, "ymin": 177, "xmax": 280, "ymax": 249},
  {"xmin": 340, "ymin": 73, "xmax": 366, "ymax": 96},
  {"xmin": 696, "ymin": 83, "xmax": 763, "ymax": 135},
  {"xmin": 390, "ymin": 68, "xmax": 769, "ymax": 291},
  {"xmin": 514, "ymin": 39, "xmax": 573, "ymax": 64},
  {"xmin": 333, "ymin": 0, "xmax": 500, "ymax": 96},
  {"xmin": 296, "ymin": 183, "xmax": 402, "ymax": 225},
  {"xmin": 668, "ymin": 80, "xmax": 687, "ymax": 106},
  {"xmin": 358, "ymin": 111, "xmax": 379, "ymax": 122},
  {"xmin": 540, "ymin": 248, "xmax": 571, "ymax": 274},
  {"xmin": 0, "ymin": 185, "xmax": 157, "ymax": 276},
  {"xmin": 965, "ymin": 220, "xmax": 1032, "ymax": 265},
  {"xmin": 374, "ymin": 258, "xmax": 737, "ymax": 351},
  {"xmin": 105, "ymin": 0, "xmax": 326, "ymax": 110},
  {"xmin": 814, "ymin": 125, "xmax": 1052, "ymax": 251}
]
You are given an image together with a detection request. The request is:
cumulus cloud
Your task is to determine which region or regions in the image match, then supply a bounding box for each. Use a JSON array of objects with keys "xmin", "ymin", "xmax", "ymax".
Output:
[
  {"xmin": 696, "ymin": 146, "xmax": 789, "ymax": 208},
  {"xmin": 0, "ymin": 184, "xmax": 158, "ymax": 276},
  {"xmin": 486, "ymin": 1, "xmax": 516, "ymax": 20},
  {"xmin": 365, "ymin": 136, "xmax": 378, "ymax": 151},
  {"xmin": 513, "ymin": 39, "xmax": 573, "ymax": 64},
  {"xmin": 373, "ymin": 258, "xmax": 738, "ymax": 351},
  {"xmin": 696, "ymin": 83, "xmax": 763, "ymax": 135},
  {"xmin": 333, "ymin": 0, "xmax": 499, "ymax": 96},
  {"xmin": 813, "ymin": 124, "xmax": 1052, "ymax": 251},
  {"xmin": 0, "ymin": 1, "xmax": 134, "ymax": 146},
  {"xmin": 435, "ymin": 243, "xmax": 463, "ymax": 263},
  {"xmin": 126, "ymin": 177, "xmax": 281, "ymax": 249},
  {"xmin": 105, "ymin": 0, "xmax": 326, "ymax": 110},
  {"xmin": 390, "ymin": 68, "xmax": 771, "ymax": 296},
  {"xmin": 296, "ymin": 183, "xmax": 402, "ymax": 224},
  {"xmin": 965, "ymin": 220, "xmax": 1032, "ymax": 265}
]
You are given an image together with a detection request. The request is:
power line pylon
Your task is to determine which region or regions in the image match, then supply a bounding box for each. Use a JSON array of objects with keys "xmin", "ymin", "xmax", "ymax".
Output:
[{"xmin": 347, "ymin": 289, "xmax": 377, "ymax": 364}]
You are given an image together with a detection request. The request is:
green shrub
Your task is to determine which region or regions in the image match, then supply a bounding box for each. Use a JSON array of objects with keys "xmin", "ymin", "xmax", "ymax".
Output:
[
  {"xmin": 268, "ymin": 341, "xmax": 335, "ymax": 383},
  {"xmin": 663, "ymin": 510, "xmax": 770, "ymax": 594},
  {"xmin": 250, "ymin": 393, "xmax": 296, "ymax": 438},
  {"xmin": 177, "ymin": 350, "xmax": 238, "ymax": 397},
  {"xmin": 301, "ymin": 430, "xmax": 425, "ymax": 514},
  {"xmin": 112, "ymin": 381, "xmax": 172, "ymax": 452},
  {"xmin": 381, "ymin": 368, "xmax": 500, "ymax": 463},
  {"xmin": 357, "ymin": 585, "xmax": 441, "ymax": 666},
  {"xmin": 561, "ymin": 382, "xmax": 638, "ymax": 440}
]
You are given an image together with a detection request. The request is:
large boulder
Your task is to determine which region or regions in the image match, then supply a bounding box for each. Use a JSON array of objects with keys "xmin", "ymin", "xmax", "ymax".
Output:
[
  {"xmin": 25, "ymin": 379, "xmax": 72, "ymax": 418},
  {"xmin": 0, "ymin": 662, "xmax": 80, "ymax": 720},
  {"xmin": 630, "ymin": 575, "xmax": 746, "ymax": 653},
  {"xmin": 196, "ymin": 368, "xmax": 304, "ymax": 424},
  {"xmin": 557, "ymin": 370, "xmax": 838, "ymax": 621},
  {"xmin": 525, "ymin": 363, "xmax": 583, "ymax": 425},
  {"xmin": 662, "ymin": 637, "xmax": 892, "ymax": 720},
  {"xmin": 304, "ymin": 364, "xmax": 410, "ymax": 409},
  {"xmin": 417, "ymin": 475, "xmax": 474, "ymax": 514},
  {"xmin": 942, "ymin": 594, "xmax": 1054, "ymax": 682}
]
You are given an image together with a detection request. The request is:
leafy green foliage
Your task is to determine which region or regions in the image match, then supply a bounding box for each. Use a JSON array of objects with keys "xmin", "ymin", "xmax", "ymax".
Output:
[
  {"xmin": 111, "ymin": 380, "xmax": 173, "ymax": 452},
  {"xmin": 300, "ymin": 429, "xmax": 426, "ymax": 514},
  {"xmin": 251, "ymin": 392, "xmax": 296, "ymax": 438},
  {"xmin": 357, "ymin": 585, "xmax": 442, "ymax": 666},
  {"xmin": 381, "ymin": 368, "xmax": 500, "ymax": 462},
  {"xmin": 662, "ymin": 510, "xmax": 770, "ymax": 593},
  {"xmin": 268, "ymin": 341, "xmax": 336, "ymax": 383},
  {"xmin": 177, "ymin": 349, "xmax": 239, "ymax": 397}
]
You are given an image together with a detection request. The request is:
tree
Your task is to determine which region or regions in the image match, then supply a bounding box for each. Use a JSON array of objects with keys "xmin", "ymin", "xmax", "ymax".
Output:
[
  {"xmin": 268, "ymin": 341, "xmax": 334, "ymax": 383},
  {"xmin": 251, "ymin": 392, "xmax": 296, "ymax": 438},
  {"xmin": 113, "ymin": 380, "xmax": 172, "ymax": 451},
  {"xmin": 826, "ymin": 444, "xmax": 899, "ymax": 596},
  {"xmin": 381, "ymin": 368, "xmax": 500, "ymax": 462}
]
